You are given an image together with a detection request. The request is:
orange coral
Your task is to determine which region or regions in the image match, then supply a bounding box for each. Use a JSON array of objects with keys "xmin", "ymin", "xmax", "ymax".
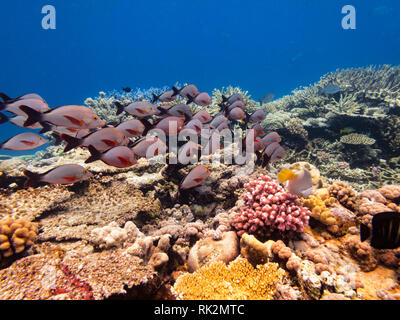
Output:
[
  {"xmin": 0, "ymin": 218, "xmax": 38, "ymax": 261},
  {"xmin": 172, "ymin": 258, "xmax": 285, "ymax": 300}
]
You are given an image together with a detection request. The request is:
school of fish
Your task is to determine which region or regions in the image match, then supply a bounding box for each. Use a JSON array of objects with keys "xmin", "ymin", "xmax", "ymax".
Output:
[{"xmin": 0, "ymin": 85, "xmax": 302, "ymax": 191}]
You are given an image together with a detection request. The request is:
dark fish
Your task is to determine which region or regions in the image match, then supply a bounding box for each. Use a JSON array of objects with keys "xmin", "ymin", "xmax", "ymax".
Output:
[
  {"xmin": 222, "ymin": 94, "xmax": 243, "ymax": 105},
  {"xmin": 258, "ymin": 93, "xmax": 275, "ymax": 104},
  {"xmin": 361, "ymin": 212, "xmax": 400, "ymax": 249},
  {"xmin": 172, "ymin": 85, "xmax": 199, "ymax": 99},
  {"xmin": 152, "ymin": 91, "xmax": 176, "ymax": 103},
  {"xmin": 318, "ymin": 84, "xmax": 341, "ymax": 95},
  {"xmin": 122, "ymin": 87, "xmax": 132, "ymax": 93}
]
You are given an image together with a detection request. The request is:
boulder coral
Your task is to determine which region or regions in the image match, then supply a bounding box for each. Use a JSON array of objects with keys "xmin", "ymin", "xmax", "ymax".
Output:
[{"xmin": 0, "ymin": 218, "xmax": 38, "ymax": 262}]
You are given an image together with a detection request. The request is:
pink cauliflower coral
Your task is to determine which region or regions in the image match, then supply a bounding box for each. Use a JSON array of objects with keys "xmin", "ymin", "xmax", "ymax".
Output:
[{"xmin": 233, "ymin": 175, "xmax": 310, "ymax": 237}]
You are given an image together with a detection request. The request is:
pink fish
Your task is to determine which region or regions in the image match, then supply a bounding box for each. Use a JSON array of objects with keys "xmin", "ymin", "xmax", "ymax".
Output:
[
  {"xmin": 188, "ymin": 92, "xmax": 212, "ymax": 106},
  {"xmin": 172, "ymin": 85, "xmax": 199, "ymax": 99},
  {"xmin": 8, "ymin": 115, "xmax": 42, "ymax": 129},
  {"xmin": 131, "ymin": 137, "xmax": 168, "ymax": 158},
  {"xmin": 115, "ymin": 101, "xmax": 158, "ymax": 118},
  {"xmin": 192, "ymin": 110, "xmax": 212, "ymax": 123},
  {"xmin": 251, "ymin": 124, "xmax": 264, "ymax": 137},
  {"xmin": 248, "ymin": 110, "xmax": 266, "ymax": 123},
  {"xmin": 222, "ymin": 93, "xmax": 243, "ymax": 105},
  {"xmin": 178, "ymin": 141, "xmax": 202, "ymax": 164},
  {"xmin": 85, "ymin": 145, "xmax": 137, "ymax": 168},
  {"xmin": 117, "ymin": 119, "xmax": 145, "ymax": 138},
  {"xmin": 24, "ymin": 164, "xmax": 92, "ymax": 187},
  {"xmin": 20, "ymin": 105, "xmax": 105, "ymax": 129},
  {"xmin": 262, "ymin": 132, "xmax": 281, "ymax": 146},
  {"xmin": 53, "ymin": 127, "xmax": 91, "ymax": 139},
  {"xmin": 1, "ymin": 98, "xmax": 50, "ymax": 117},
  {"xmin": 0, "ymin": 92, "xmax": 45, "ymax": 103},
  {"xmin": 270, "ymin": 146, "xmax": 286, "ymax": 162},
  {"xmin": 61, "ymin": 127, "xmax": 128, "ymax": 152},
  {"xmin": 264, "ymin": 142, "xmax": 281, "ymax": 157},
  {"xmin": 162, "ymin": 104, "xmax": 193, "ymax": 118},
  {"xmin": 152, "ymin": 90, "xmax": 176, "ymax": 103},
  {"xmin": 154, "ymin": 116, "xmax": 185, "ymax": 136},
  {"xmin": 210, "ymin": 115, "xmax": 228, "ymax": 129},
  {"xmin": 181, "ymin": 118, "xmax": 203, "ymax": 135},
  {"xmin": 227, "ymin": 100, "xmax": 246, "ymax": 112},
  {"xmin": 0, "ymin": 132, "xmax": 47, "ymax": 151},
  {"xmin": 228, "ymin": 107, "xmax": 246, "ymax": 121},
  {"xmin": 180, "ymin": 165, "xmax": 210, "ymax": 190}
]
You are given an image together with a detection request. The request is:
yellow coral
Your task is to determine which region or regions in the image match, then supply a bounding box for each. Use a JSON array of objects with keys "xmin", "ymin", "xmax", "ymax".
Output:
[
  {"xmin": 302, "ymin": 188, "xmax": 337, "ymax": 226},
  {"xmin": 0, "ymin": 218, "xmax": 38, "ymax": 261},
  {"xmin": 172, "ymin": 258, "xmax": 285, "ymax": 300}
]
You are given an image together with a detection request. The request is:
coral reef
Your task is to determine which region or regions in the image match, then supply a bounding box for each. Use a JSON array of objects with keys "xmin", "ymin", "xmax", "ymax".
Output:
[
  {"xmin": 232, "ymin": 175, "xmax": 311, "ymax": 238},
  {"xmin": 172, "ymin": 258, "xmax": 286, "ymax": 300}
]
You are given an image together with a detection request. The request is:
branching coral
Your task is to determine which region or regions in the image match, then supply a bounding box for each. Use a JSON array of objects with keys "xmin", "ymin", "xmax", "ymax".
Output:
[
  {"xmin": 232, "ymin": 175, "xmax": 310, "ymax": 237},
  {"xmin": 172, "ymin": 258, "xmax": 285, "ymax": 300}
]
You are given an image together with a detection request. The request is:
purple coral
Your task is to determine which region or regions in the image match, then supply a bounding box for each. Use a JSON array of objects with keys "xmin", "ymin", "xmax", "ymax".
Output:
[{"xmin": 233, "ymin": 175, "xmax": 310, "ymax": 237}]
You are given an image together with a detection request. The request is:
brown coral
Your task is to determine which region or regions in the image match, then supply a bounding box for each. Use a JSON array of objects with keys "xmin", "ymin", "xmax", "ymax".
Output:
[
  {"xmin": 345, "ymin": 236, "xmax": 377, "ymax": 272},
  {"xmin": 328, "ymin": 181, "xmax": 357, "ymax": 210},
  {"xmin": 0, "ymin": 218, "xmax": 38, "ymax": 262}
]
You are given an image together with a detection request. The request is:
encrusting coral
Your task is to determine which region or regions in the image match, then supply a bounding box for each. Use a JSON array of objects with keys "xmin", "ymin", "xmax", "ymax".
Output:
[
  {"xmin": 0, "ymin": 218, "xmax": 38, "ymax": 262},
  {"xmin": 172, "ymin": 258, "xmax": 286, "ymax": 300},
  {"xmin": 328, "ymin": 181, "xmax": 357, "ymax": 210}
]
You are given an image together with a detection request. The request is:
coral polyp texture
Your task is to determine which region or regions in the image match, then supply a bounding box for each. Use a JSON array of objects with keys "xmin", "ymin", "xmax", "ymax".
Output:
[
  {"xmin": 0, "ymin": 218, "xmax": 38, "ymax": 262},
  {"xmin": 232, "ymin": 175, "xmax": 311, "ymax": 237},
  {"xmin": 172, "ymin": 258, "xmax": 286, "ymax": 300}
]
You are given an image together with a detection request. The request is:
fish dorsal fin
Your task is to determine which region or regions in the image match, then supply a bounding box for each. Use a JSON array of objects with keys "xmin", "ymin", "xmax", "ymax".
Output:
[{"xmin": 277, "ymin": 169, "xmax": 296, "ymax": 183}]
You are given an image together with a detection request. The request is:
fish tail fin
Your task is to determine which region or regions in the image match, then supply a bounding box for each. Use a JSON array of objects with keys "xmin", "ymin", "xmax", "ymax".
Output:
[
  {"xmin": 151, "ymin": 93, "xmax": 159, "ymax": 103},
  {"xmin": 0, "ymin": 112, "xmax": 9, "ymax": 124},
  {"xmin": 39, "ymin": 121, "xmax": 52, "ymax": 133},
  {"xmin": 171, "ymin": 86, "xmax": 180, "ymax": 97},
  {"xmin": 23, "ymin": 170, "xmax": 42, "ymax": 188},
  {"xmin": 221, "ymin": 95, "xmax": 228, "ymax": 103},
  {"xmin": 114, "ymin": 101, "xmax": 125, "ymax": 115},
  {"xmin": 85, "ymin": 145, "xmax": 102, "ymax": 164},
  {"xmin": 60, "ymin": 134, "xmax": 82, "ymax": 152},
  {"xmin": 0, "ymin": 92, "xmax": 12, "ymax": 102},
  {"xmin": 186, "ymin": 95, "xmax": 195, "ymax": 104},
  {"xmin": 141, "ymin": 118, "xmax": 153, "ymax": 136},
  {"xmin": 51, "ymin": 132, "xmax": 63, "ymax": 146},
  {"xmin": 360, "ymin": 223, "xmax": 370, "ymax": 242},
  {"xmin": 156, "ymin": 106, "xmax": 168, "ymax": 116},
  {"xmin": 19, "ymin": 105, "xmax": 43, "ymax": 127}
]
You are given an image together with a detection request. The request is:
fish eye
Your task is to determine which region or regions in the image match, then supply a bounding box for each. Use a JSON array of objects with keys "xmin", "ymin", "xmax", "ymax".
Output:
[{"xmin": 92, "ymin": 115, "xmax": 98, "ymax": 120}]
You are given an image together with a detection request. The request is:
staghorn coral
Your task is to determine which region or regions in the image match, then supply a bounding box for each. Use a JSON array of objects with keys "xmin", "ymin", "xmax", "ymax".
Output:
[
  {"xmin": 0, "ymin": 218, "xmax": 38, "ymax": 262},
  {"xmin": 172, "ymin": 258, "xmax": 286, "ymax": 300},
  {"xmin": 327, "ymin": 93, "xmax": 361, "ymax": 116},
  {"xmin": 340, "ymin": 133, "xmax": 376, "ymax": 146},
  {"xmin": 232, "ymin": 175, "xmax": 310, "ymax": 238},
  {"xmin": 328, "ymin": 181, "xmax": 357, "ymax": 210}
]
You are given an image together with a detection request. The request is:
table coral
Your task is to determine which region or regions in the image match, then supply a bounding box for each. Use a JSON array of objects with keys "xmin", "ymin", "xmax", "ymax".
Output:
[
  {"xmin": 172, "ymin": 258, "xmax": 286, "ymax": 300},
  {"xmin": 0, "ymin": 218, "xmax": 38, "ymax": 262},
  {"xmin": 232, "ymin": 175, "xmax": 310, "ymax": 238}
]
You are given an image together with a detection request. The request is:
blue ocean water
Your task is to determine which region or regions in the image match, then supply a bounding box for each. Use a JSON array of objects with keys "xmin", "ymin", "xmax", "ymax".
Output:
[{"xmin": 0, "ymin": 0, "xmax": 399, "ymax": 156}]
